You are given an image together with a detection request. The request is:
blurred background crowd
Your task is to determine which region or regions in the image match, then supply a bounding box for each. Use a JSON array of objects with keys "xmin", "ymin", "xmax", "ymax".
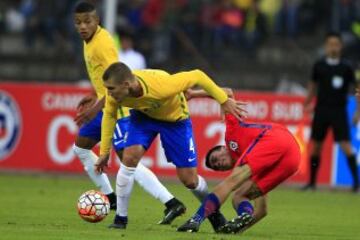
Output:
[{"xmin": 1, "ymin": 0, "xmax": 360, "ymax": 92}]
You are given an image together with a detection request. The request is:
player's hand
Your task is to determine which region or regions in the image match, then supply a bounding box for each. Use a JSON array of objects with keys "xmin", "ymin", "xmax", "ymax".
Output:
[
  {"xmin": 353, "ymin": 111, "xmax": 360, "ymax": 125},
  {"xmin": 303, "ymin": 102, "xmax": 313, "ymax": 114},
  {"xmin": 95, "ymin": 154, "xmax": 110, "ymax": 174},
  {"xmin": 74, "ymin": 103, "xmax": 101, "ymax": 126},
  {"xmin": 356, "ymin": 88, "xmax": 360, "ymax": 101},
  {"xmin": 221, "ymin": 98, "xmax": 247, "ymax": 121},
  {"xmin": 77, "ymin": 94, "xmax": 97, "ymax": 112},
  {"xmin": 75, "ymin": 97, "xmax": 105, "ymax": 126}
]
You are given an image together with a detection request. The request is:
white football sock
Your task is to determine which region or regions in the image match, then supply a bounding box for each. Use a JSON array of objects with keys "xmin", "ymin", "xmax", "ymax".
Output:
[
  {"xmin": 190, "ymin": 175, "xmax": 209, "ymax": 201},
  {"xmin": 134, "ymin": 162, "xmax": 174, "ymax": 204},
  {"xmin": 116, "ymin": 163, "xmax": 136, "ymax": 217},
  {"xmin": 73, "ymin": 145, "xmax": 113, "ymax": 195}
]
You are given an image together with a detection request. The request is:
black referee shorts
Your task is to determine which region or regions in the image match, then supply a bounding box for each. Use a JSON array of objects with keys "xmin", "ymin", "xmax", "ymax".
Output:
[{"xmin": 310, "ymin": 107, "xmax": 350, "ymax": 142}]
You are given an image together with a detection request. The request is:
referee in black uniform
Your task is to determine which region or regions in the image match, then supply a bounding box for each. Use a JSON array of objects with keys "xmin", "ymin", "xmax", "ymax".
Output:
[{"xmin": 303, "ymin": 32, "xmax": 359, "ymax": 192}]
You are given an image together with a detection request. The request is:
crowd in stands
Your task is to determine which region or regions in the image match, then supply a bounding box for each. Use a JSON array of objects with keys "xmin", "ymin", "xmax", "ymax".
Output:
[{"xmin": 0, "ymin": 0, "xmax": 360, "ymax": 67}]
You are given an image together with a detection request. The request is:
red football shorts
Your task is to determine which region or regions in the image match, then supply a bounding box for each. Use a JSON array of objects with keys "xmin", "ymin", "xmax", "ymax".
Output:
[{"xmin": 237, "ymin": 125, "xmax": 301, "ymax": 194}]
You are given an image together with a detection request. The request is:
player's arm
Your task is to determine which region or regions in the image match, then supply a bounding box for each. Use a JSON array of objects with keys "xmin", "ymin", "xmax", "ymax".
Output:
[
  {"xmin": 184, "ymin": 87, "xmax": 234, "ymax": 101},
  {"xmin": 164, "ymin": 70, "xmax": 246, "ymax": 120},
  {"xmin": 304, "ymin": 81, "xmax": 316, "ymax": 113},
  {"xmin": 354, "ymin": 83, "xmax": 360, "ymax": 124},
  {"xmin": 95, "ymin": 94, "xmax": 118, "ymax": 173},
  {"xmin": 75, "ymin": 97, "xmax": 105, "ymax": 126},
  {"xmin": 304, "ymin": 63, "xmax": 318, "ymax": 113},
  {"xmin": 74, "ymin": 82, "xmax": 103, "ymax": 126},
  {"xmin": 350, "ymin": 66, "xmax": 360, "ymax": 124},
  {"xmin": 76, "ymin": 88, "xmax": 97, "ymax": 111}
]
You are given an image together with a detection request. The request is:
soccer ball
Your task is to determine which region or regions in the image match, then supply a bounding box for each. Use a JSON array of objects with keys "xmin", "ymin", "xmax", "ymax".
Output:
[{"xmin": 77, "ymin": 190, "xmax": 110, "ymax": 223}]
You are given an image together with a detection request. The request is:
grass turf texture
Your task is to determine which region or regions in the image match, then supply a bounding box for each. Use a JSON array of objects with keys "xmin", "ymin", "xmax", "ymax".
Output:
[{"xmin": 0, "ymin": 174, "xmax": 359, "ymax": 240}]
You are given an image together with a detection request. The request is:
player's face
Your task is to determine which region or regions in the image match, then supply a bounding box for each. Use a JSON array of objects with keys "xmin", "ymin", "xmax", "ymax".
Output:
[
  {"xmin": 325, "ymin": 37, "xmax": 342, "ymax": 58},
  {"xmin": 74, "ymin": 11, "xmax": 99, "ymax": 41},
  {"xmin": 104, "ymin": 78, "xmax": 130, "ymax": 102},
  {"xmin": 208, "ymin": 147, "xmax": 234, "ymax": 171}
]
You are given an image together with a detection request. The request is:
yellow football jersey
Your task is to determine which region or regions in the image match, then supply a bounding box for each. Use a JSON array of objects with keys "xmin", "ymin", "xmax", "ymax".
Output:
[
  {"xmin": 83, "ymin": 26, "xmax": 129, "ymax": 118},
  {"xmin": 100, "ymin": 69, "xmax": 228, "ymax": 155}
]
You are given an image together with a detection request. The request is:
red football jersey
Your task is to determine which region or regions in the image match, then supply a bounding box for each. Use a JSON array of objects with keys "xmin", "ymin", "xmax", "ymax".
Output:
[{"xmin": 224, "ymin": 114, "xmax": 283, "ymax": 163}]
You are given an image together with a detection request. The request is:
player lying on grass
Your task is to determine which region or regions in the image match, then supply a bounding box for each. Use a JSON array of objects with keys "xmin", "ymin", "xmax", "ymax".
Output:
[
  {"xmin": 95, "ymin": 62, "xmax": 246, "ymax": 231},
  {"xmin": 177, "ymin": 112, "xmax": 301, "ymax": 233},
  {"xmin": 73, "ymin": 1, "xmax": 185, "ymax": 225}
]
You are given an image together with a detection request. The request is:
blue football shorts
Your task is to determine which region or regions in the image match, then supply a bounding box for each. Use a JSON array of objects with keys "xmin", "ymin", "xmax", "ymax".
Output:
[
  {"xmin": 124, "ymin": 110, "xmax": 198, "ymax": 168},
  {"xmin": 112, "ymin": 117, "xmax": 130, "ymax": 151},
  {"xmin": 78, "ymin": 111, "xmax": 103, "ymax": 141}
]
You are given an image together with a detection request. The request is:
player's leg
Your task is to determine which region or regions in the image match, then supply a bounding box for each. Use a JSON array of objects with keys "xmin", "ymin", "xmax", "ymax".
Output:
[
  {"xmin": 220, "ymin": 130, "xmax": 300, "ymax": 234},
  {"xmin": 112, "ymin": 118, "xmax": 184, "ymax": 225},
  {"xmin": 160, "ymin": 119, "xmax": 226, "ymax": 231},
  {"xmin": 134, "ymin": 162, "xmax": 185, "ymax": 224},
  {"xmin": 73, "ymin": 111, "xmax": 115, "ymax": 207},
  {"xmin": 177, "ymin": 164, "xmax": 252, "ymax": 232},
  {"xmin": 333, "ymin": 108, "xmax": 359, "ymax": 192},
  {"xmin": 304, "ymin": 140, "xmax": 323, "ymax": 190},
  {"xmin": 178, "ymin": 126, "xmax": 300, "ymax": 233},
  {"xmin": 111, "ymin": 161, "xmax": 185, "ymax": 227},
  {"xmin": 304, "ymin": 109, "xmax": 329, "ymax": 190},
  {"xmin": 110, "ymin": 145, "xmax": 145, "ymax": 229},
  {"xmin": 110, "ymin": 111, "xmax": 171, "ymax": 228},
  {"xmin": 218, "ymin": 181, "xmax": 265, "ymax": 233},
  {"xmin": 339, "ymin": 141, "xmax": 359, "ymax": 192}
]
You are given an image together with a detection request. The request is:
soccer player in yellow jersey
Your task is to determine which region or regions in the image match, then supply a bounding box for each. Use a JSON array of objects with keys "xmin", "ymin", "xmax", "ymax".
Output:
[
  {"xmin": 95, "ymin": 62, "xmax": 246, "ymax": 231},
  {"xmin": 72, "ymin": 2, "xmax": 184, "ymax": 225}
]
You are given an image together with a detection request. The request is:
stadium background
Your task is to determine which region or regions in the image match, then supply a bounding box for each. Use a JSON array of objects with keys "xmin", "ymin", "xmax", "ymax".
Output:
[{"xmin": 1, "ymin": 0, "xmax": 360, "ymax": 187}]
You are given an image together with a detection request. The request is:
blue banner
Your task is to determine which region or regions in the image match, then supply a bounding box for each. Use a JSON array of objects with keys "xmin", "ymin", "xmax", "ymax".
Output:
[{"xmin": 334, "ymin": 96, "xmax": 360, "ymax": 187}]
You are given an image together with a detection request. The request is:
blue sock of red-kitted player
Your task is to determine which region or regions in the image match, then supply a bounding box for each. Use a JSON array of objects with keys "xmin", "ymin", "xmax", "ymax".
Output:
[
  {"xmin": 191, "ymin": 193, "xmax": 220, "ymax": 224},
  {"xmin": 236, "ymin": 200, "xmax": 254, "ymax": 216}
]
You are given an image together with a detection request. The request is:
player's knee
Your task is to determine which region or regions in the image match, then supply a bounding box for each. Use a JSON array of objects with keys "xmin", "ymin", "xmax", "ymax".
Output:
[
  {"xmin": 181, "ymin": 178, "xmax": 198, "ymax": 189},
  {"xmin": 73, "ymin": 144, "xmax": 81, "ymax": 156},
  {"xmin": 73, "ymin": 145, "xmax": 89, "ymax": 162},
  {"xmin": 121, "ymin": 154, "xmax": 141, "ymax": 168},
  {"xmin": 121, "ymin": 146, "xmax": 144, "ymax": 167}
]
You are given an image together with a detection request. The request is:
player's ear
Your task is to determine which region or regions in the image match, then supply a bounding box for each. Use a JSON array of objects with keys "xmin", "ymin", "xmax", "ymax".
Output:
[
  {"xmin": 95, "ymin": 15, "xmax": 100, "ymax": 25},
  {"xmin": 122, "ymin": 80, "xmax": 131, "ymax": 88}
]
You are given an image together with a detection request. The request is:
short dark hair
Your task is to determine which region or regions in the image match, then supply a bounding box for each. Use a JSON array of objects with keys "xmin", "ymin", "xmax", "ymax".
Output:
[
  {"xmin": 205, "ymin": 145, "xmax": 224, "ymax": 169},
  {"xmin": 75, "ymin": 1, "xmax": 96, "ymax": 13},
  {"xmin": 325, "ymin": 32, "xmax": 342, "ymax": 42},
  {"xmin": 118, "ymin": 29, "xmax": 134, "ymax": 41},
  {"xmin": 103, "ymin": 62, "xmax": 133, "ymax": 83}
]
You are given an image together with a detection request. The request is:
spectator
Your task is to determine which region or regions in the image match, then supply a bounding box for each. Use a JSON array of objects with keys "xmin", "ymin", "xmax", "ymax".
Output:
[
  {"xmin": 118, "ymin": 31, "xmax": 147, "ymax": 70},
  {"xmin": 241, "ymin": 0, "xmax": 267, "ymax": 51},
  {"xmin": 275, "ymin": 0, "xmax": 303, "ymax": 38},
  {"xmin": 213, "ymin": 0, "xmax": 245, "ymax": 49}
]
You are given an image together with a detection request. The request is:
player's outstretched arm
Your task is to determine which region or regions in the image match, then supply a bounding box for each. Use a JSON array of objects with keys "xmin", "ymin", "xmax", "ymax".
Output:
[
  {"xmin": 164, "ymin": 70, "xmax": 247, "ymax": 120},
  {"xmin": 184, "ymin": 88, "xmax": 234, "ymax": 101}
]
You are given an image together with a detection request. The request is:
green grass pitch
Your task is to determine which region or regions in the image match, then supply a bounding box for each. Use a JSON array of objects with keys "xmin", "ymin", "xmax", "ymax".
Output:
[{"xmin": 0, "ymin": 174, "xmax": 359, "ymax": 240}]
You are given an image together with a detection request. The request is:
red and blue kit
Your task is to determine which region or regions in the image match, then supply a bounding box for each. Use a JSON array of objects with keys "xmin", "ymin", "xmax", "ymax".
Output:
[{"xmin": 225, "ymin": 114, "xmax": 301, "ymax": 194}]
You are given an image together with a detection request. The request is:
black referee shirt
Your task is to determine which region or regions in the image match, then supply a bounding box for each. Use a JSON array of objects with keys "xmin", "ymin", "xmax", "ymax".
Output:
[{"xmin": 312, "ymin": 58, "xmax": 355, "ymax": 108}]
